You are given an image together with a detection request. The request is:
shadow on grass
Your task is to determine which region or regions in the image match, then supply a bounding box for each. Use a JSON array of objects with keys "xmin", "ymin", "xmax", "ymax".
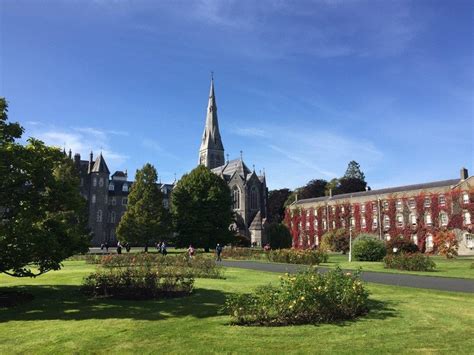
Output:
[{"xmin": 0, "ymin": 285, "xmax": 230, "ymax": 323}]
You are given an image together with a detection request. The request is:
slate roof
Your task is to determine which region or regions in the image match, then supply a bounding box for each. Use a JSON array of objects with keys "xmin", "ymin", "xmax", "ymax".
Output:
[
  {"xmin": 294, "ymin": 178, "xmax": 461, "ymax": 205},
  {"xmin": 211, "ymin": 159, "xmax": 251, "ymax": 180},
  {"xmin": 91, "ymin": 153, "xmax": 110, "ymax": 174}
]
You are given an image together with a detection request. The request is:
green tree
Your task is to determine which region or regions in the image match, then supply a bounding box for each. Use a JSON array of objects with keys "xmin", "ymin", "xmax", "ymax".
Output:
[
  {"xmin": 266, "ymin": 223, "xmax": 292, "ymax": 249},
  {"xmin": 268, "ymin": 188, "xmax": 292, "ymax": 223},
  {"xmin": 0, "ymin": 98, "xmax": 90, "ymax": 277},
  {"xmin": 300, "ymin": 179, "xmax": 327, "ymax": 199},
  {"xmin": 337, "ymin": 161, "xmax": 367, "ymax": 194},
  {"xmin": 171, "ymin": 165, "xmax": 233, "ymax": 251},
  {"xmin": 116, "ymin": 163, "xmax": 170, "ymax": 249}
]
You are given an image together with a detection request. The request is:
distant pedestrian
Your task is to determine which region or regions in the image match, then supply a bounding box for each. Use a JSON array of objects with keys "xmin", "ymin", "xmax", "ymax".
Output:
[
  {"xmin": 117, "ymin": 241, "xmax": 122, "ymax": 254},
  {"xmin": 215, "ymin": 243, "xmax": 222, "ymax": 262},
  {"xmin": 100, "ymin": 243, "xmax": 105, "ymax": 254},
  {"xmin": 187, "ymin": 245, "xmax": 195, "ymax": 259},
  {"xmin": 161, "ymin": 242, "xmax": 167, "ymax": 256},
  {"xmin": 125, "ymin": 242, "xmax": 131, "ymax": 253},
  {"xmin": 105, "ymin": 242, "xmax": 109, "ymax": 253}
]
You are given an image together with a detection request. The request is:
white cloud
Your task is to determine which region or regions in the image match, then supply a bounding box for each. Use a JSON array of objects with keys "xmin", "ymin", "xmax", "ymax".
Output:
[{"xmin": 233, "ymin": 127, "xmax": 268, "ymax": 138}]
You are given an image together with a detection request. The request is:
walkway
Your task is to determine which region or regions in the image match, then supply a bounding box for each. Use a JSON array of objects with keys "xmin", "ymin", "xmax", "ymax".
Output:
[{"xmin": 220, "ymin": 260, "xmax": 474, "ymax": 293}]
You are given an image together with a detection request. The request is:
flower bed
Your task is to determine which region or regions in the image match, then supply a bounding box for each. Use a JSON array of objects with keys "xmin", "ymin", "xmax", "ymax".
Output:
[
  {"xmin": 225, "ymin": 267, "xmax": 369, "ymax": 326},
  {"xmin": 221, "ymin": 247, "xmax": 265, "ymax": 260},
  {"xmin": 383, "ymin": 253, "xmax": 436, "ymax": 271},
  {"xmin": 266, "ymin": 249, "xmax": 328, "ymax": 265}
]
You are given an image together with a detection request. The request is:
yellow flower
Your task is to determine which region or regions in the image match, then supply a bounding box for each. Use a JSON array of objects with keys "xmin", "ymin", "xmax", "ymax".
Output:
[
  {"xmin": 300, "ymin": 296, "xmax": 305, "ymax": 301},
  {"xmin": 289, "ymin": 305, "xmax": 293, "ymax": 309}
]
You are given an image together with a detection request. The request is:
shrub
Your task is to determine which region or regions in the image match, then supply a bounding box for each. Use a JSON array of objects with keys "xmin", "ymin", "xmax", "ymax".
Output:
[
  {"xmin": 266, "ymin": 223, "xmax": 292, "ymax": 249},
  {"xmin": 386, "ymin": 236, "xmax": 419, "ymax": 254},
  {"xmin": 321, "ymin": 229, "xmax": 349, "ymax": 253},
  {"xmin": 267, "ymin": 249, "xmax": 328, "ymax": 265},
  {"xmin": 434, "ymin": 230, "xmax": 458, "ymax": 259},
  {"xmin": 225, "ymin": 267, "xmax": 369, "ymax": 326},
  {"xmin": 82, "ymin": 267, "xmax": 194, "ymax": 299},
  {"xmin": 353, "ymin": 234, "xmax": 386, "ymax": 261},
  {"xmin": 383, "ymin": 253, "xmax": 436, "ymax": 271},
  {"xmin": 221, "ymin": 247, "xmax": 264, "ymax": 260}
]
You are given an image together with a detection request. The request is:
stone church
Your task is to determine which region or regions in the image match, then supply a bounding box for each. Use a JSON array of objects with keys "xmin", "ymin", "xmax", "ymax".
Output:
[{"xmin": 198, "ymin": 77, "xmax": 268, "ymax": 246}]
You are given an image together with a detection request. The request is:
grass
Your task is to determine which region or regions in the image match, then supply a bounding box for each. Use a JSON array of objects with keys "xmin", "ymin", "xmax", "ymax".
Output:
[
  {"xmin": 320, "ymin": 253, "xmax": 474, "ymax": 279},
  {"xmin": 1, "ymin": 260, "xmax": 473, "ymax": 354}
]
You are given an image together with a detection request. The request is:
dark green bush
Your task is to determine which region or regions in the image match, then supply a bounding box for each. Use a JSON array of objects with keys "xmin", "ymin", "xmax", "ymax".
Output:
[
  {"xmin": 321, "ymin": 229, "xmax": 349, "ymax": 253},
  {"xmin": 267, "ymin": 249, "xmax": 328, "ymax": 265},
  {"xmin": 221, "ymin": 247, "xmax": 264, "ymax": 260},
  {"xmin": 386, "ymin": 236, "xmax": 419, "ymax": 254},
  {"xmin": 383, "ymin": 253, "xmax": 436, "ymax": 271},
  {"xmin": 266, "ymin": 223, "xmax": 292, "ymax": 249},
  {"xmin": 353, "ymin": 234, "xmax": 386, "ymax": 261},
  {"xmin": 225, "ymin": 267, "xmax": 369, "ymax": 326}
]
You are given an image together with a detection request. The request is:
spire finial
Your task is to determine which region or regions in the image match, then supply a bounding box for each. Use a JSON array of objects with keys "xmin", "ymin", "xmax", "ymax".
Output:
[
  {"xmin": 252, "ymin": 164, "xmax": 255, "ymax": 172},
  {"xmin": 211, "ymin": 71, "xmax": 214, "ymax": 81},
  {"xmin": 174, "ymin": 172, "xmax": 177, "ymax": 182},
  {"xmin": 240, "ymin": 150, "xmax": 243, "ymax": 161},
  {"xmin": 226, "ymin": 153, "xmax": 229, "ymax": 163}
]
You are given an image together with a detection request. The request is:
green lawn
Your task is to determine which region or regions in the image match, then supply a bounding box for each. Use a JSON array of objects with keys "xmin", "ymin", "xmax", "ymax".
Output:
[
  {"xmin": 1, "ymin": 260, "xmax": 473, "ymax": 354},
  {"xmin": 320, "ymin": 254, "xmax": 474, "ymax": 279}
]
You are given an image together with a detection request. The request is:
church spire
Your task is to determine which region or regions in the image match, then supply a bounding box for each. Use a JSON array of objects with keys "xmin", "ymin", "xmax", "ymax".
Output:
[{"xmin": 198, "ymin": 74, "xmax": 225, "ymax": 169}]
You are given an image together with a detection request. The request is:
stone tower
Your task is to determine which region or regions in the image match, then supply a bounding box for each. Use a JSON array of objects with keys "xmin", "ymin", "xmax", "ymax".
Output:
[
  {"xmin": 88, "ymin": 152, "xmax": 110, "ymax": 244},
  {"xmin": 198, "ymin": 76, "xmax": 225, "ymax": 169}
]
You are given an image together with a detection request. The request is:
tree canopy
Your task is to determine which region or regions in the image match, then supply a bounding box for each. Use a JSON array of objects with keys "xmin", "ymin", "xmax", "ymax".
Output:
[
  {"xmin": 0, "ymin": 98, "xmax": 90, "ymax": 277},
  {"xmin": 171, "ymin": 165, "xmax": 233, "ymax": 251},
  {"xmin": 338, "ymin": 161, "xmax": 367, "ymax": 194},
  {"xmin": 116, "ymin": 163, "xmax": 171, "ymax": 247},
  {"xmin": 268, "ymin": 188, "xmax": 292, "ymax": 223},
  {"xmin": 299, "ymin": 179, "xmax": 327, "ymax": 199}
]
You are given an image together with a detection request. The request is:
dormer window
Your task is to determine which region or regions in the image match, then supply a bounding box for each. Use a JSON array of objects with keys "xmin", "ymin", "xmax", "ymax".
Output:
[
  {"xmin": 109, "ymin": 183, "xmax": 115, "ymax": 191},
  {"xmin": 122, "ymin": 183, "xmax": 128, "ymax": 192}
]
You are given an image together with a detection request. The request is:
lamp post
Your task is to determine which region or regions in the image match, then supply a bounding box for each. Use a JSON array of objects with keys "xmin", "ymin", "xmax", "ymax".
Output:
[{"xmin": 349, "ymin": 194, "xmax": 353, "ymax": 262}]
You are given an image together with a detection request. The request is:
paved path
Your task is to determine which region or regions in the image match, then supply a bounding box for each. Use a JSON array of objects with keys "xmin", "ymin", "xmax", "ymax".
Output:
[{"xmin": 220, "ymin": 260, "xmax": 474, "ymax": 293}]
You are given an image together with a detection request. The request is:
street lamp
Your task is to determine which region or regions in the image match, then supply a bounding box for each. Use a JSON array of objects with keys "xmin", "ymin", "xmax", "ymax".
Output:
[{"xmin": 349, "ymin": 194, "xmax": 353, "ymax": 262}]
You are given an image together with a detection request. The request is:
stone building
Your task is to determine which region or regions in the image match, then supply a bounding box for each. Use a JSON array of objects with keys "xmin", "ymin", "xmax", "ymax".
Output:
[
  {"xmin": 72, "ymin": 151, "xmax": 173, "ymax": 246},
  {"xmin": 198, "ymin": 77, "xmax": 268, "ymax": 246},
  {"xmin": 287, "ymin": 168, "xmax": 474, "ymax": 256}
]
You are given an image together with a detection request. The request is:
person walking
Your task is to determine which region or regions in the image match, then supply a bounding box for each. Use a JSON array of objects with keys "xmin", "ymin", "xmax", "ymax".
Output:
[
  {"xmin": 117, "ymin": 241, "xmax": 122, "ymax": 254},
  {"xmin": 125, "ymin": 242, "xmax": 131, "ymax": 253},
  {"xmin": 105, "ymin": 242, "xmax": 109, "ymax": 254},
  {"xmin": 161, "ymin": 241, "xmax": 167, "ymax": 256},
  {"xmin": 215, "ymin": 243, "xmax": 223, "ymax": 262},
  {"xmin": 187, "ymin": 245, "xmax": 195, "ymax": 259}
]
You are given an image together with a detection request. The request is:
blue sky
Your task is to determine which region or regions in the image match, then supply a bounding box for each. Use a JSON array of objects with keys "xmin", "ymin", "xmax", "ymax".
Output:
[{"xmin": 1, "ymin": 0, "xmax": 473, "ymax": 189}]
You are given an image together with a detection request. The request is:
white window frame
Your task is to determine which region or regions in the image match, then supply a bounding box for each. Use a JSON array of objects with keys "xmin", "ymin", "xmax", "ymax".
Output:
[{"xmin": 91, "ymin": 194, "xmax": 96, "ymax": 204}]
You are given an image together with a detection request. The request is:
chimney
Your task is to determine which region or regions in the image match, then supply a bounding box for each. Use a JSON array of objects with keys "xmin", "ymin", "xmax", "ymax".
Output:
[
  {"xmin": 460, "ymin": 167, "xmax": 469, "ymax": 181},
  {"xmin": 329, "ymin": 188, "xmax": 332, "ymax": 198},
  {"xmin": 295, "ymin": 193, "xmax": 298, "ymax": 203}
]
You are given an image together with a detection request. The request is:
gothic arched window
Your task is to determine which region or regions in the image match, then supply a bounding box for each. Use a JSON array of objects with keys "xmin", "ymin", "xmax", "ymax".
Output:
[
  {"xmin": 250, "ymin": 186, "xmax": 258, "ymax": 210},
  {"xmin": 110, "ymin": 212, "xmax": 116, "ymax": 223},
  {"xmin": 232, "ymin": 186, "xmax": 240, "ymax": 210}
]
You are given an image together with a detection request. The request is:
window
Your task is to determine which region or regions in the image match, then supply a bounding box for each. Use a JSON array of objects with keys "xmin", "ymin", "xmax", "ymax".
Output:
[
  {"xmin": 93, "ymin": 178, "xmax": 97, "ymax": 187},
  {"xmin": 110, "ymin": 212, "xmax": 116, "ymax": 223},
  {"xmin": 250, "ymin": 186, "xmax": 258, "ymax": 210},
  {"xmin": 440, "ymin": 212, "xmax": 448, "ymax": 226},
  {"xmin": 96, "ymin": 209, "xmax": 102, "ymax": 222},
  {"xmin": 122, "ymin": 183, "xmax": 128, "ymax": 192},
  {"xmin": 306, "ymin": 210, "xmax": 311, "ymax": 217},
  {"xmin": 331, "ymin": 206, "xmax": 336, "ymax": 214},
  {"xmin": 383, "ymin": 200, "xmax": 388, "ymax": 211},
  {"xmin": 384, "ymin": 233, "xmax": 391, "ymax": 241},
  {"xmin": 314, "ymin": 219, "xmax": 318, "ymax": 229},
  {"xmin": 80, "ymin": 178, "xmax": 84, "ymax": 187},
  {"xmin": 332, "ymin": 221, "xmax": 336, "ymax": 229},
  {"xmin": 232, "ymin": 187, "xmax": 240, "ymax": 210},
  {"xmin": 341, "ymin": 219, "xmax": 346, "ymax": 228},
  {"xmin": 323, "ymin": 219, "xmax": 327, "ymax": 230},
  {"xmin": 396, "ymin": 214, "xmax": 404, "ymax": 228},
  {"xmin": 372, "ymin": 216, "xmax": 378, "ymax": 229},
  {"xmin": 410, "ymin": 214, "xmax": 417, "ymax": 225},
  {"xmin": 412, "ymin": 234, "xmax": 418, "ymax": 245},
  {"xmin": 463, "ymin": 211, "xmax": 471, "ymax": 225},
  {"xmin": 424, "ymin": 197, "xmax": 431, "ymax": 208},
  {"xmin": 122, "ymin": 197, "xmax": 128, "ymax": 206},
  {"xmin": 439, "ymin": 195, "xmax": 446, "ymax": 206},
  {"xmin": 341, "ymin": 206, "xmax": 345, "ymax": 213},
  {"xmin": 372, "ymin": 203, "xmax": 377, "ymax": 213},
  {"xmin": 396, "ymin": 200, "xmax": 402, "ymax": 211},
  {"xmin": 383, "ymin": 215, "xmax": 390, "ymax": 229},
  {"xmin": 109, "ymin": 183, "xmax": 115, "ymax": 191},
  {"xmin": 350, "ymin": 217, "xmax": 355, "ymax": 228},
  {"xmin": 361, "ymin": 217, "xmax": 366, "ymax": 229},
  {"xmin": 463, "ymin": 192, "xmax": 469, "ymax": 204},
  {"xmin": 465, "ymin": 233, "xmax": 474, "ymax": 249},
  {"xmin": 99, "ymin": 178, "xmax": 104, "ymax": 187},
  {"xmin": 425, "ymin": 213, "xmax": 432, "ymax": 226},
  {"xmin": 361, "ymin": 204, "xmax": 366, "ymax": 213},
  {"xmin": 314, "ymin": 209, "xmax": 318, "ymax": 217},
  {"xmin": 91, "ymin": 194, "xmax": 96, "ymax": 204},
  {"xmin": 409, "ymin": 198, "xmax": 416, "ymax": 209},
  {"xmin": 426, "ymin": 234, "xmax": 434, "ymax": 250},
  {"xmin": 111, "ymin": 197, "xmax": 116, "ymax": 206}
]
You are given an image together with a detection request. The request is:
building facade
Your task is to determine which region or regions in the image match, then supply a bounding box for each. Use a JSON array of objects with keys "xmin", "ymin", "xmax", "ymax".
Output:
[
  {"xmin": 72, "ymin": 151, "xmax": 173, "ymax": 246},
  {"xmin": 286, "ymin": 168, "xmax": 474, "ymax": 256},
  {"xmin": 199, "ymin": 77, "xmax": 269, "ymax": 246}
]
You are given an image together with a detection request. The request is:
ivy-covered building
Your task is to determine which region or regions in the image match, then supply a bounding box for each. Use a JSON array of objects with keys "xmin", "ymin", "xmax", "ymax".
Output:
[
  {"xmin": 70, "ymin": 151, "xmax": 173, "ymax": 246},
  {"xmin": 286, "ymin": 168, "xmax": 474, "ymax": 256},
  {"xmin": 198, "ymin": 77, "xmax": 268, "ymax": 246}
]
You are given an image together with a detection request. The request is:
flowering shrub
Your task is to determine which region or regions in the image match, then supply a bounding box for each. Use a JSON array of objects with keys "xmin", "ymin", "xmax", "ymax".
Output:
[
  {"xmin": 433, "ymin": 230, "xmax": 459, "ymax": 259},
  {"xmin": 97, "ymin": 254, "xmax": 224, "ymax": 279},
  {"xmin": 221, "ymin": 247, "xmax": 265, "ymax": 260},
  {"xmin": 383, "ymin": 253, "xmax": 436, "ymax": 271},
  {"xmin": 266, "ymin": 249, "xmax": 328, "ymax": 265},
  {"xmin": 82, "ymin": 267, "xmax": 194, "ymax": 300},
  {"xmin": 386, "ymin": 236, "xmax": 419, "ymax": 254},
  {"xmin": 353, "ymin": 234, "xmax": 386, "ymax": 261},
  {"xmin": 225, "ymin": 267, "xmax": 369, "ymax": 326},
  {"xmin": 321, "ymin": 229, "xmax": 349, "ymax": 253}
]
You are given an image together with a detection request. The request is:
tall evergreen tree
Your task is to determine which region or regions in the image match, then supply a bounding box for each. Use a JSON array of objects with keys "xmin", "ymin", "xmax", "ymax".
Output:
[
  {"xmin": 337, "ymin": 161, "xmax": 367, "ymax": 194},
  {"xmin": 343, "ymin": 160, "xmax": 366, "ymax": 181},
  {"xmin": 116, "ymin": 163, "xmax": 170, "ymax": 249},
  {"xmin": 0, "ymin": 98, "xmax": 90, "ymax": 277},
  {"xmin": 171, "ymin": 165, "xmax": 233, "ymax": 251}
]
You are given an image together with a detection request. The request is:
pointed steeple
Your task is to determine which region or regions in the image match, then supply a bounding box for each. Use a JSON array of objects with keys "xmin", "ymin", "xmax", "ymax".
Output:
[
  {"xmin": 198, "ymin": 75, "xmax": 225, "ymax": 169},
  {"xmin": 91, "ymin": 153, "xmax": 110, "ymax": 174}
]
